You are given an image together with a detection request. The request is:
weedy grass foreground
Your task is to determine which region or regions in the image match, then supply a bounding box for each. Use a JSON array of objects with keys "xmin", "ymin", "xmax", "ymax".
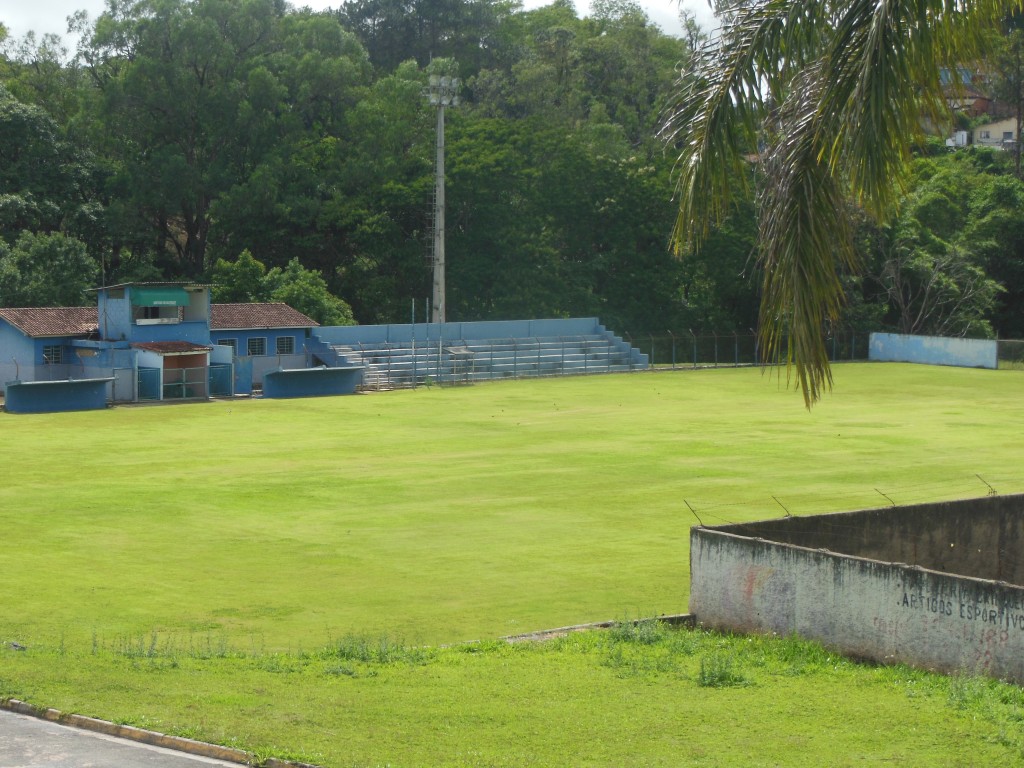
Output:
[{"xmin": 3, "ymin": 623, "xmax": 1024, "ymax": 767}]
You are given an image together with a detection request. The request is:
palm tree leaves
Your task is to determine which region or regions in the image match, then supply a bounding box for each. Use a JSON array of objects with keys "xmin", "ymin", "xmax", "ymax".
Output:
[{"xmin": 666, "ymin": 0, "xmax": 1020, "ymax": 405}]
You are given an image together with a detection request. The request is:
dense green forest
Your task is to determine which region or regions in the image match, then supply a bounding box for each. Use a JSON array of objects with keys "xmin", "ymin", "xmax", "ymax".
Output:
[{"xmin": 1, "ymin": 0, "xmax": 1023, "ymax": 337}]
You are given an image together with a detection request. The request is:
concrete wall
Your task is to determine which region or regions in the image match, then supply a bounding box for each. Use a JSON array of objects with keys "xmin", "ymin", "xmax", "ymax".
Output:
[
  {"xmin": 262, "ymin": 366, "xmax": 363, "ymax": 398},
  {"xmin": 4, "ymin": 378, "xmax": 113, "ymax": 413},
  {"xmin": 711, "ymin": 496, "xmax": 1024, "ymax": 584},
  {"xmin": 869, "ymin": 332, "xmax": 997, "ymax": 369},
  {"xmin": 690, "ymin": 494, "xmax": 1024, "ymax": 683}
]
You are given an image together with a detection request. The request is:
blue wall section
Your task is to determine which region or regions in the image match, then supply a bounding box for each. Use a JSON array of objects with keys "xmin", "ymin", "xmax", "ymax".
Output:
[
  {"xmin": 869, "ymin": 333, "xmax": 997, "ymax": 369},
  {"xmin": 314, "ymin": 318, "xmax": 603, "ymax": 346},
  {"xmin": 4, "ymin": 378, "xmax": 113, "ymax": 413},
  {"xmin": 210, "ymin": 329, "xmax": 308, "ymax": 356},
  {"xmin": 262, "ymin": 366, "xmax": 363, "ymax": 398}
]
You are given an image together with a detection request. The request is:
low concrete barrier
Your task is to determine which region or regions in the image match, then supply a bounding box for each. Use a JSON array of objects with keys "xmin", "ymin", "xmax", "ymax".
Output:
[
  {"xmin": 869, "ymin": 332, "xmax": 997, "ymax": 369},
  {"xmin": 690, "ymin": 494, "xmax": 1024, "ymax": 682}
]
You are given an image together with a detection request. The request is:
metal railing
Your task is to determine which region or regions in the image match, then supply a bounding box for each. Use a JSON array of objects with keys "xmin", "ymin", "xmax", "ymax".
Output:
[{"xmin": 345, "ymin": 335, "xmax": 639, "ymax": 390}]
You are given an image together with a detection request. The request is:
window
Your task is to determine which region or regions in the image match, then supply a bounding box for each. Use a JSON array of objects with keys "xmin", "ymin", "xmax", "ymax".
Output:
[
  {"xmin": 247, "ymin": 337, "xmax": 266, "ymax": 356},
  {"xmin": 1004, "ymin": 131, "xmax": 1015, "ymax": 141},
  {"xmin": 217, "ymin": 338, "xmax": 238, "ymax": 353},
  {"xmin": 980, "ymin": 130, "xmax": 991, "ymax": 139},
  {"xmin": 42, "ymin": 345, "xmax": 63, "ymax": 365},
  {"xmin": 276, "ymin": 336, "xmax": 295, "ymax": 355},
  {"xmin": 134, "ymin": 305, "xmax": 181, "ymax": 324}
]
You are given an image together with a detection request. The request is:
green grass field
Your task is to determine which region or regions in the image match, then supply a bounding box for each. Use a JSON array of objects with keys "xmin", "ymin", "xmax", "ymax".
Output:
[{"xmin": 2, "ymin": 362, "xmax": 1024, "ymax": 766}]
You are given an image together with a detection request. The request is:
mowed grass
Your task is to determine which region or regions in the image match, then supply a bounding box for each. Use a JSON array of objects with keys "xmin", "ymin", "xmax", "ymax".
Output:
[{"xmin": 2, "ymin": 362, "xmax": 1024, "ymax": 765}]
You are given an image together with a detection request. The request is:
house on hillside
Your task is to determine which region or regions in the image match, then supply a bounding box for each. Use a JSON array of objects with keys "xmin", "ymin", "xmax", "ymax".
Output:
[
  {"xmin": 0, "ymin": 283, "xmax": 361, "ymax": 412},
  {"xmin": 974, "ymin": 116, "xmax": 1020, "ymax": 150},
  {"xmin": 940, "ymin": 66, "xmax": 994, "ymax": 118}
]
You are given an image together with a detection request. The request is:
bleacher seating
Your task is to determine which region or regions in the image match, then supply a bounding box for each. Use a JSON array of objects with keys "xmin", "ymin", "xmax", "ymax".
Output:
[{"xmin": 320, "ymin": 333, "xmax": 643, "ymax": 390}]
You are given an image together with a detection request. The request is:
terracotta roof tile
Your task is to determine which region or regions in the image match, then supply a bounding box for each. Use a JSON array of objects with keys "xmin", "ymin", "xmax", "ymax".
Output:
[
  {"xmin": 131, "ymin": 341, "xmax": 212, "ymax": 354},
  {"xmin": 0, "ymin": 307, "xmax": 99, "ymax": 338},
  {"xmin": 210, "ymin": 303, "xmax": 318, "ymax": 330}
]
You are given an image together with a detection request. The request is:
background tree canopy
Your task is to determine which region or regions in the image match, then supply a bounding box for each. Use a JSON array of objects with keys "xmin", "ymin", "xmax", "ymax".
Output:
[{"xmin": 0, "ymin": 0, "xmax": 1022, "ymax": 358}]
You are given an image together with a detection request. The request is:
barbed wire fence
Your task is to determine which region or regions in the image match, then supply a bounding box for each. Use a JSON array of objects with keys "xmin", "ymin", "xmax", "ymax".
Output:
[{"xmin": 676, "ymin": 472, "xmax": 1023, "ymax": 529}]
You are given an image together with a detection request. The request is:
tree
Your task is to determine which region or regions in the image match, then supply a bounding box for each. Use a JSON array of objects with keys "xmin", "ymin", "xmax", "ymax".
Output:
[
  {"xmin": 0, "ymin": 231, "xmax": 98, "ymax": 307},
  {"xmin": 990, "ymin": 16, "xmax": 1024, "ymax": 177},
  {"xmin": 210, "ymin": 251, "xmax": 356, "ymax": 326},
  {"xmin": 210, "ymin": 249, "xmax": 270, "ymax": 303},
  {"xmin": 265, "ymin": 258, "xmax": 356, "ymax": 326},
  {"xmin": 665, "ymin": 0, "xmax": 1017, "ymax": 405}
]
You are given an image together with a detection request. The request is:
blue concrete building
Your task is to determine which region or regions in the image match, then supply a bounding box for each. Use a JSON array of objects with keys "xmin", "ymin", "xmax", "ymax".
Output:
[
  {"xmin": 0, "ymin": 282, "xmax": 647, "ymax": 412},
  {"xmin": 0, "ymin": 283, "xmax": 337, "ymax": 410}
]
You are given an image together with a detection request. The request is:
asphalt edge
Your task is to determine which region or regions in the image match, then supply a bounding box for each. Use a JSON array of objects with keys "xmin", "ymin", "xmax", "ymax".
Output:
[{"xmin": 0, "ymin": 697, "xmax": 318, "ymax": 768}]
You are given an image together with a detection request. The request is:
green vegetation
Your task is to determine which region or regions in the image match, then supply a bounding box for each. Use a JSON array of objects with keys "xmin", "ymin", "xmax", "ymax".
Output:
[
  {"xmin": 667, "ymin": 0, "xmax": 1018, "ymax": 403},
  {"xmin": 2, "ymin": 364, "xmax": 1024, "ymax": 764},
  {"xmin": 3, "ymin": 623, "xmax": 1024, "ymax": 766},
  {"xmin": 3, "ymin": 1, "xmax": 1024, "ymax": 349}
]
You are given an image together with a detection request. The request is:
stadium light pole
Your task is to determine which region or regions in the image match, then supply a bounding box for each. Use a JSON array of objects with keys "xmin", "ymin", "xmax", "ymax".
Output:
[{"xmin": 427, "ymin": 74, "xmax": 459, "ymax": 324}]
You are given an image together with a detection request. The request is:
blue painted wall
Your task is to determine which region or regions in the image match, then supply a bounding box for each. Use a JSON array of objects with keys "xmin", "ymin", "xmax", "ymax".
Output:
[
  {"xmin": 869, "ymin": 333, "xmax": 997, "ymax": 369},
  {"xmin": 210, "ymin": 328, "xmax": 310, "ymax": 356},
  {"xmin": 97, "ymin": 285, "xmax": 212, "ymax": 344},
  {"xmin": 0, "ymin": 323, "xmax": 39, "ymax": 382},
  {"xmin": 314, "ymin": 318, "xmax": 603, "ymax": 346},
  {"xmin": 4, "ymin": 378, "xmax": 112, "ymax": 413},
  {"xmin": 262, "ymin": 366, "xmax": 363, "ymax": 398}
]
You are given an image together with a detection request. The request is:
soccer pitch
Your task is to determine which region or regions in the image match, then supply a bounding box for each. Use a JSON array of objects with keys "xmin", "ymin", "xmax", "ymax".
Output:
[{"xmin": 2, "ymin": 362, "xmax": 1024, "ymax": 766}]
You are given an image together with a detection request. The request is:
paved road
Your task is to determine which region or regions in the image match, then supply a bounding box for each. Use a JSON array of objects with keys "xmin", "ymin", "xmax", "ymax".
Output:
[{"xmin": 0, "ymin": 710, "xmax": 242, "ymax": 768}]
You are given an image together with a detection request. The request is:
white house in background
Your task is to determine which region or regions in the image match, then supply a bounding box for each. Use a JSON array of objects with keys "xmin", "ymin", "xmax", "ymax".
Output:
[{"xmin": 973, "ymin": 116, "xmax": 1019, "ymax": 149}]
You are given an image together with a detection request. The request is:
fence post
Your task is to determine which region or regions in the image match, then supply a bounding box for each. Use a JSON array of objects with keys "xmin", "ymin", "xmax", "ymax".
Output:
[
  {"xmin": 690, "ymin": 330, "xmax": 697, "ymax": 368},
  {"xmin": 668, "ymin": 330, "xmax": 676, "ymax": 369},
  {"xmin": 749, "ymin": 328, "xmax": 758, "ymax": 365},
  {"xmin": 713, "ymin": 331, "xmax": 719, "ymax": 367},
  {"xmin": 734, "ymin": 331, "xmax": 739, "ymax": 366}
]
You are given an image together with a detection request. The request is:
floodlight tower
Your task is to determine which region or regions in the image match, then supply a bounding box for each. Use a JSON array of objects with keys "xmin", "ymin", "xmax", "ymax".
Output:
[{"xmin": 427, "ymin": 73, "xmax": 459, "ymax": 324}]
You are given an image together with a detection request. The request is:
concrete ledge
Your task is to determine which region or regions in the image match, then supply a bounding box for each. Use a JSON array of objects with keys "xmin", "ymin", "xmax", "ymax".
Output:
[{"xmin": 504, "ymin": 614, "xmax": 695, "ymax": 643}]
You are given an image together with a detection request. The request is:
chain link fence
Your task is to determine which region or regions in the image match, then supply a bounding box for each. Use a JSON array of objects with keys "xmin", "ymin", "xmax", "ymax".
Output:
[
  {"xmin": 620, "ymin": 330, "xmax": 872, "ymax": 369},
  {"xmin": 997, "ymin": 340, "xmax": 1024, "ymax": 369}
]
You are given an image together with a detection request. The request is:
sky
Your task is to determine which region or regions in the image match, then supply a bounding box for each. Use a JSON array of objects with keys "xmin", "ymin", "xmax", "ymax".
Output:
[{"xmin": 1, "ymin": 0, "xmax": 718, "ymax": 50}]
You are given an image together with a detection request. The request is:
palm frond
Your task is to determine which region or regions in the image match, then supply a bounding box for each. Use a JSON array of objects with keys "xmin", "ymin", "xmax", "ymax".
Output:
[
  {"xmin": 758, "ymin": 67, "xmax": 856, "ymax": 407},
  {"xmin": 667, "ymin": 0, "xmax": 1024, "ymax": 406}
]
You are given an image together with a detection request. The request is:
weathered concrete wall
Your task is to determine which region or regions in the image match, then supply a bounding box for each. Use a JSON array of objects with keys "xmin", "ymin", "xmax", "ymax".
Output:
[
  {"xmin": 869, "ymin": 332, "xmax": 997, "ymax": 369},
  {"xmin": 690, "ymin": 526, "xmax": 1024, "ymax": 682},
  {"xmin": 712, "ymin": 495, "xmax": 1024, "ymax": 585},
  {"xmin": 690, "ymin": 494, "xmax": 1024, "ymax": 682}
]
